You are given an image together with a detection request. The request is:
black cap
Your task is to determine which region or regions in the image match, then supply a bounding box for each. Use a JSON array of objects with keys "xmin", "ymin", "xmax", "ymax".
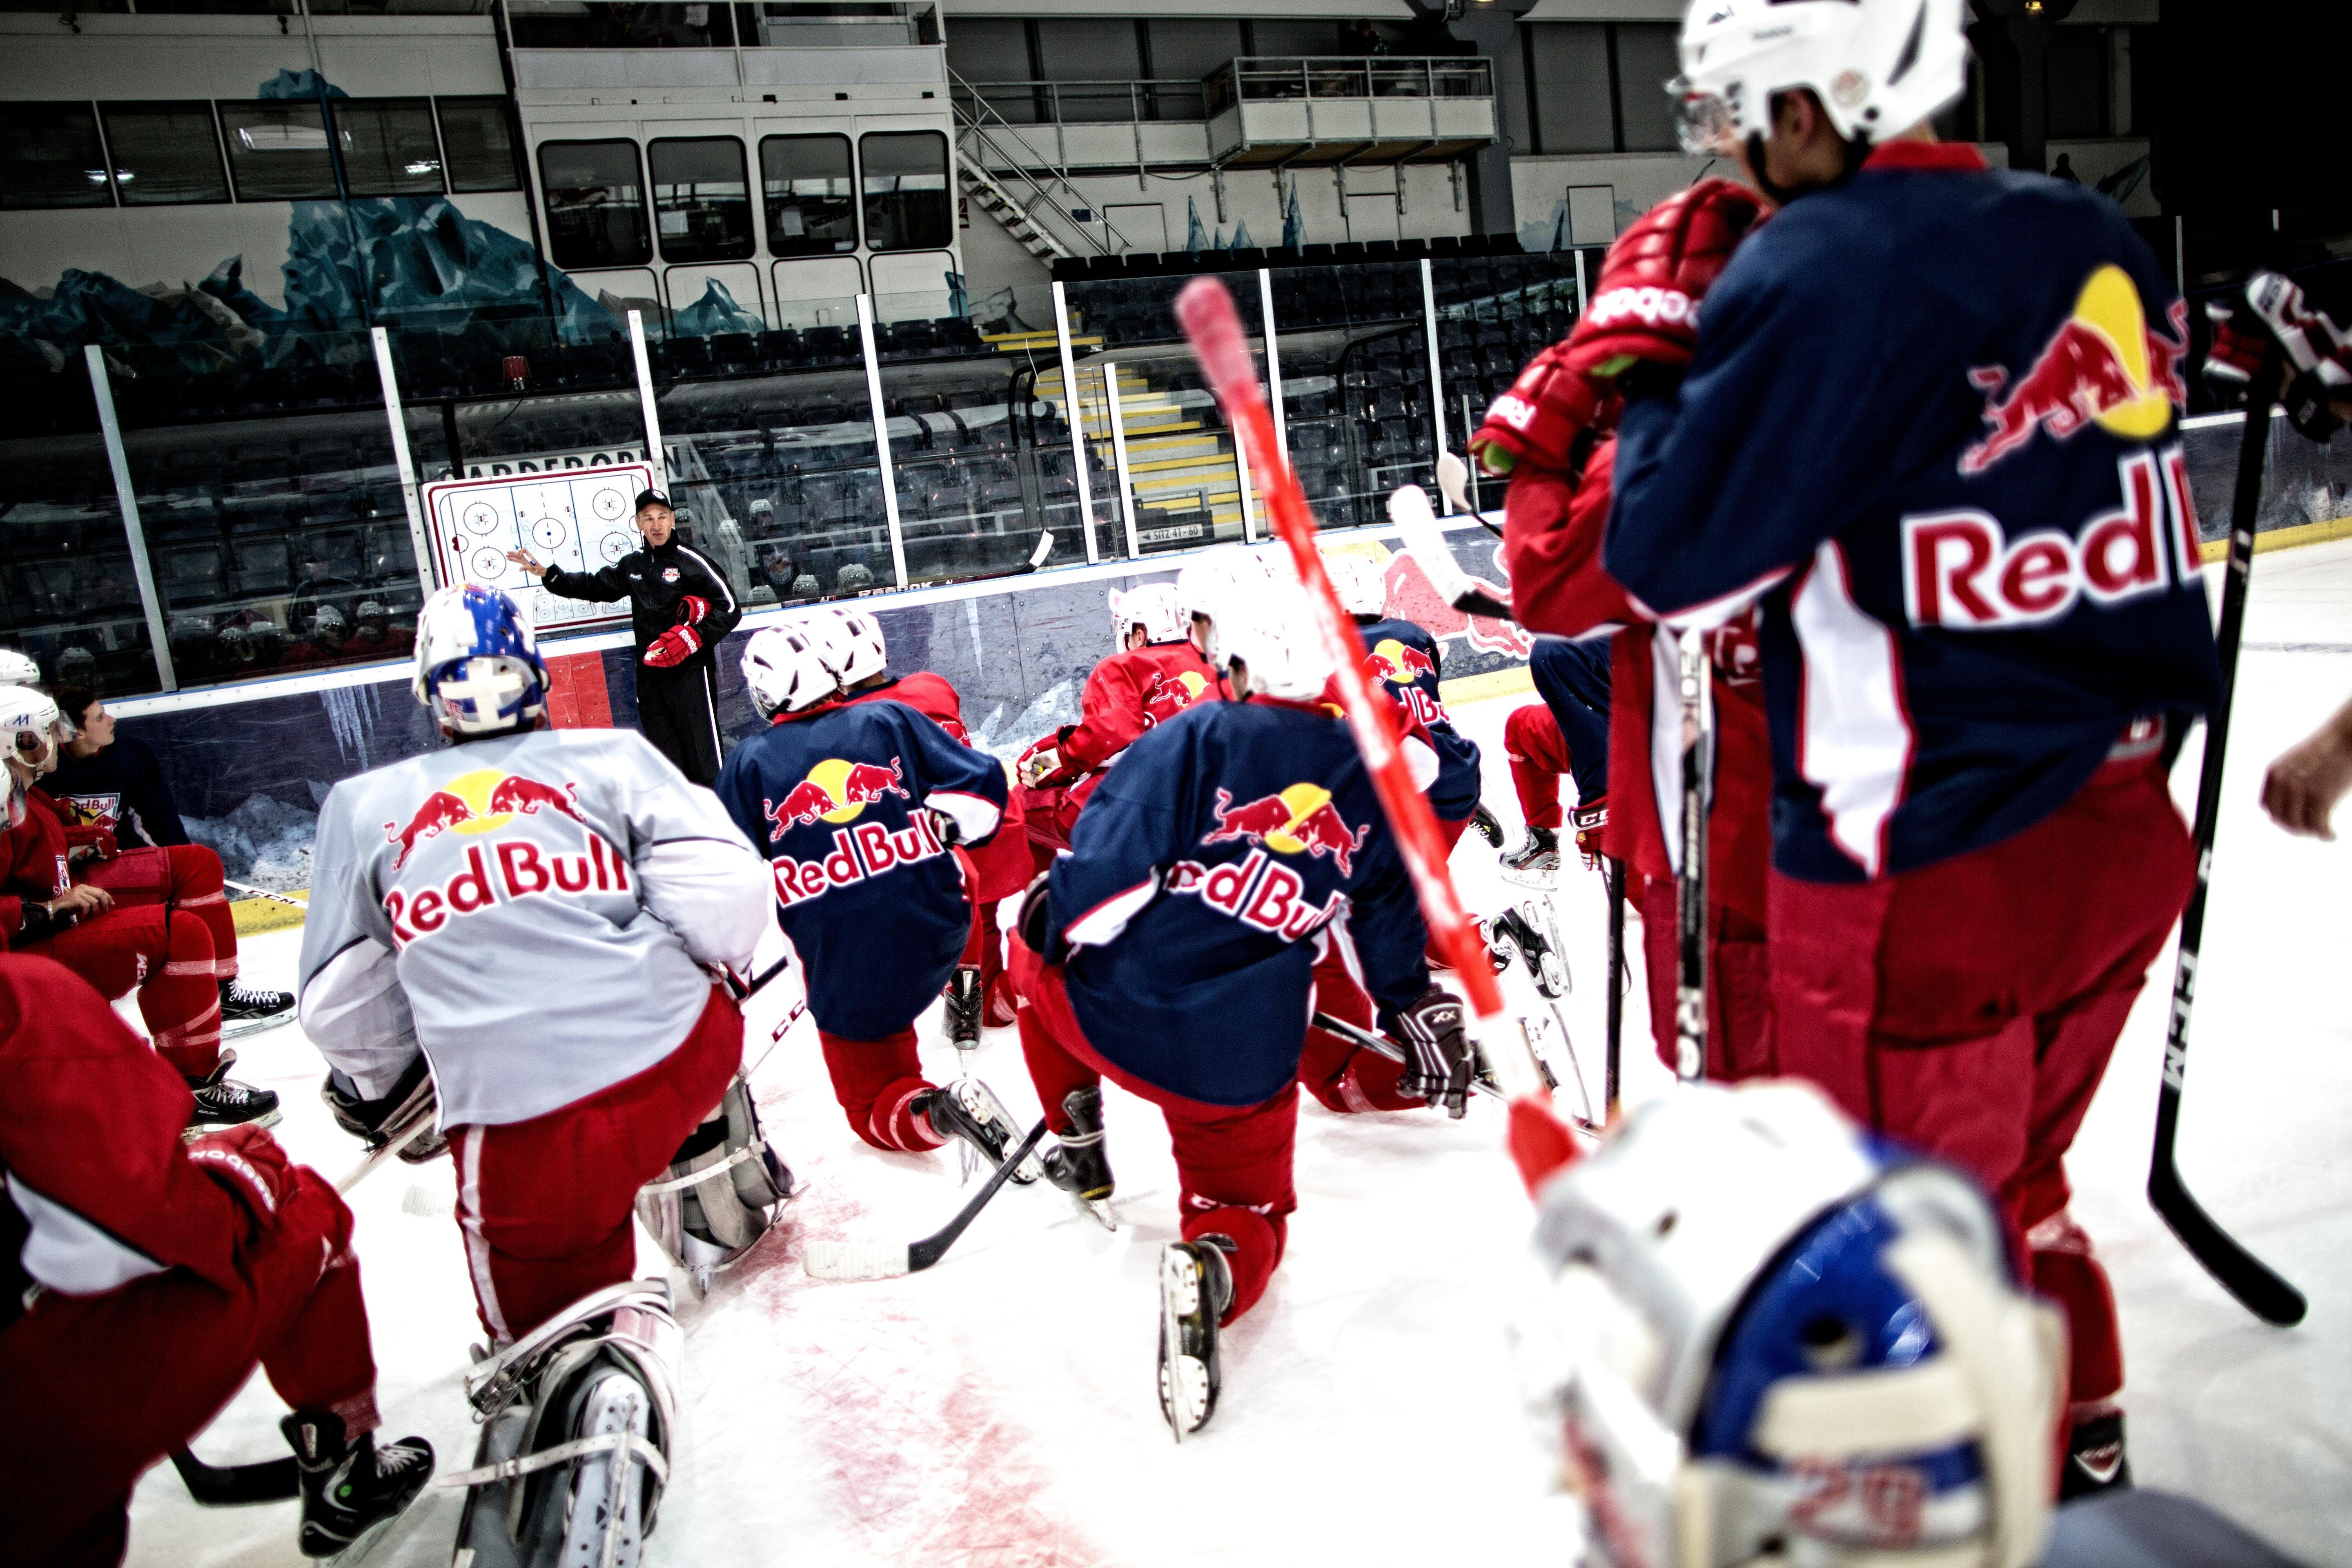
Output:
[{"xmin": 634, "ymin": 488, "xmax": 673, "ymax": 514}]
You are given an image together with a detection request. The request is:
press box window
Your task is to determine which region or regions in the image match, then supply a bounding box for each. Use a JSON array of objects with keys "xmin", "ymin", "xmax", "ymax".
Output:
[
  {"xmin": 760, "ymin": 133, "xmax": 855, "ymax": 256},
  {"xmin": 538, "ymin": 138, "xmax": 651, "ymax": 269},
  {"xmin": 437, "ymin": 96, "xmax": 523, "ymax": 192},
  {"xmin": 859, "ymin": 129, "xmax": 949, "ymax": 252},
  {"xmin": 97, "ymin": 102, "xmax": 231, "ymax": 206},
  {"xmin": 649, "ymin": 135, "xmax": 754, "ymax": 263},
  {"xmin": 333, "ymin": 98, "xmax": 444, "ymax": 197},
  {"xmin": 219, "ymin": 100, "xmax": 340, "ymax": 201},
  {"xmin": 0, "ymin": 103, "xmax": 112, "ymax": 210}
]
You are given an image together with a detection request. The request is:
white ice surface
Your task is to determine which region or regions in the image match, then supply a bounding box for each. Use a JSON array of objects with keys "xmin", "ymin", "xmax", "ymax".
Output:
[{"xmin": 126, "ymin": 545, "xmax": 2352, "ymax": 1566}]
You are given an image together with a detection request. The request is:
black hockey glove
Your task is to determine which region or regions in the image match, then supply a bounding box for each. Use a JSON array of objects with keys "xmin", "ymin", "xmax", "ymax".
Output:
[
  {"xmin": 2206, "ymin": 271, "xmax": 2351, "ymax": 441},
  {"xmin": 1389, "ymin": 985, "xmax": 1472, "ymax": 1119},
  {"xmin": 320, "ymin": 1055, "xmax": 446, "ymax": 1164}
]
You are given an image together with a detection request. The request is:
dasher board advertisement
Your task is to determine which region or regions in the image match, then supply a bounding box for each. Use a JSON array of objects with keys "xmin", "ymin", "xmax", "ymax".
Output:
[{"xmin": 423, "ymin": 463, "xmax": 657, "ymax": 635}]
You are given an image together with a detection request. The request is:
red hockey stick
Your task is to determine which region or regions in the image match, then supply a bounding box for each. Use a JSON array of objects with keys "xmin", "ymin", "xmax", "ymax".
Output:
[{"xmin": 1175, "ymin": 277, "xmax": 1578, "ymax": 1194}]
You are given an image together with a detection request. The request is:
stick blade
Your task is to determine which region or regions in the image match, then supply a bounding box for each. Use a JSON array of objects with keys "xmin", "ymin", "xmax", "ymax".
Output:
[
  {"xmin": 802, "ymin": 1239, "xmax": 913, "ymax": 1282},
  {"xmin": 1028, "ymin": 531, "xmax": 1055, "ymax": 569},
  {"xmin": 2148, "ymin": 1166, "xmax": 2307, "ymax": 1325},
  {"xmin": 1436, "ymin": 449, "xmax": 1472, "ymax": 513}
]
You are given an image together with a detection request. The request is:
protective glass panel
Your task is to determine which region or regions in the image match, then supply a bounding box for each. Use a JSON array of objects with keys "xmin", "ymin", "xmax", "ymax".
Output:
[
  {"xmin": 650, "ymin": 135, "xmax": 754, "ymax": 263},
  {"xmin": 98, "ymin": 102, "xmax": 230, "ymax": 206},
  {"xmin": 218, "ymin": 99, "xmax": 341, "ymax": 201},
  {"xmin": 882, "ymin": 354, "xmax": 1058, "ymax": 583},
  {"xmin": 859, "ymin": 129, "xmax": 950, "ymax": 252},
  {"xmin": 437, "ymin": 96, "xmax": 522, "ymax": 192},
  {"xmin": 334, "ymin": 97, "xmax": 444, "ymax": 197},
  {"xmin": 0, "ymin": 102, "xmax": 111, "ymax": 210},
  {"xmin": 760, "ymin": 133, "xmax": 856, "ymax": 256},
  {"xmin": 539, "ymin": 138, "xmax": 652, "ymax": 269}
]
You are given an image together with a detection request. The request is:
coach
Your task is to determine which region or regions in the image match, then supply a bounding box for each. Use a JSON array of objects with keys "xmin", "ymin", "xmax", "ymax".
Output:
[{"xmin": 506, "ymin": 489, "xmax": 741, "ymax": 784}]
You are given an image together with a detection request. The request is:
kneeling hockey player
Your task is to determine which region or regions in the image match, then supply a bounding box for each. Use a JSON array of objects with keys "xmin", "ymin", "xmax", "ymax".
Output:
[{"xmin": 299, "ymin": 584, "xmax": 775, "ymax": 1564}]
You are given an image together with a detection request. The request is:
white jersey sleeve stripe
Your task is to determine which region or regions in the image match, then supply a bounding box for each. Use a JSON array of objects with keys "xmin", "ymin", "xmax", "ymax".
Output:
[{"xmin": 927, "ymin": 788, "xmax": 1002, "ymax": 848}]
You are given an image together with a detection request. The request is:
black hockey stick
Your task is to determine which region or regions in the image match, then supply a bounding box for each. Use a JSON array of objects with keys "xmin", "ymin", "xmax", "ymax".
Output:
[
  {"xmin": 2149, "ymin": 383, "xmax": 2307, "ymax": 1327},
  {"xmin": 802, "ymin": 1116, "xmax": 1049, "ymax": 1281},
  {"xmin": 170, "ymin": 1447, "xmax": 300, "ymax": 1506},
  {"xmin": 1671, "ymin": 630, "xmax": 1711, "ymax": 1084},
  {"xmin": 911, "ymin": 530, "xmax": 1056, "ymax": 590},
  {"xmin": 1310, "ymin": 1009, "xmax": 1599, "ymax": 1131},
  {"xmin": 1603, "ymin": 856, "xmax": 1625, "ymax": 1119}
]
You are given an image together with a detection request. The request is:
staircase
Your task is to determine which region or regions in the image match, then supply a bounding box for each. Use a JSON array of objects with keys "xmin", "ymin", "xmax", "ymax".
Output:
[
  {"xmin": 949, "ymin": 68, "xmax": 1127, "ymax": 267},
  {"xmin": 958, "ymin": 164, "xmax": 1068, "ymax": 265},
  {"xmin": 1033, "ymin": 360, "xmax": 1263, "ymax": 547}
]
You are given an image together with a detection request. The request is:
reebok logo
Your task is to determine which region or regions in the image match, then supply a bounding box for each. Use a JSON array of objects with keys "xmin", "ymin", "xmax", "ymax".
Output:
[{"xmin": 1587, "ymin": 285, "xmax": 1697, "ymax": 330}]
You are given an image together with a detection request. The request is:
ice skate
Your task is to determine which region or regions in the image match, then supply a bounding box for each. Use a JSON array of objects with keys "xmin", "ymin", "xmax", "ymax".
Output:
[
  {"xmin": 1498, "ymin": 825, "xmax": 1560, "ymax": 888},
  {"xmin": 1469, "ymin": 802, "xmax": 1504, "ymax": 849},
  {"xmin": 1158, "ymin": 1235, "xmax": 1234, "ymax": 1441},
  {"xmin": 1040, "ymin": 1086, "xmax": 1116, "ymax": 1230},
  {"xmin": 279, "ymin": 1411, "xmax": 433, "ymax": 1566},
  {"xmin": 944, "ymin": 963, "xmax": 982, "ymax": 1054},
  {"xmin": 917, "ymin": 1077, "xmax": 1044, "ymax": 1185},
  {"xmin": 185, "ymin": 1051, "xmax": 281, "ymax": 1134},
  {"xmin": 1512, "ymin": 900, "xmax": 1570, "ymax": 998},
  {"xmin": 219, "ymin": 977, "xmax": 298, "ymax": 1042}
]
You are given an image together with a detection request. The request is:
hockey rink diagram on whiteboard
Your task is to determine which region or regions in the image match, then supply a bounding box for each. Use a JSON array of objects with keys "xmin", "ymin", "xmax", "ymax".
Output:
[{"xmin": 421, "ymin": 462, "xmax": 656, "ymax": 634}]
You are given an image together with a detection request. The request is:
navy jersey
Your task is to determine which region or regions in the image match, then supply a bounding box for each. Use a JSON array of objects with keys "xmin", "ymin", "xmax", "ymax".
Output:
[
  {"xmin": 1605, "ymin": 143, "xmax": 2218, "ymax": 882},
  {"xmin": 1356, "ymin": 617, "xmax": 1482, "ymax": 820},
  {"xmin": 715, "ymin": 699, "xmax": 1007, "ymax": 1040},
  {"xmin": 1044, "ymin": 697, "xmax": 1430, "ymax": 1107},
  {"xmin": 1529, "ymin": 635, "xmax": 1612, "ymax": 806}
]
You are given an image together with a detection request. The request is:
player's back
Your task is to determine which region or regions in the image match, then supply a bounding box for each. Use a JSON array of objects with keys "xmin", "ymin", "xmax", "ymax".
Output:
[
  {"xmin": 304, "ymin": 728, "xmax": 733, "ymax": 1125},
  {"xmin": 1608, "ymin": 149, "xmax": 2221, "ymax": 880},
  {"xmin": 846, "ymin": 672, "xmax": 966, "ymax": 741}
]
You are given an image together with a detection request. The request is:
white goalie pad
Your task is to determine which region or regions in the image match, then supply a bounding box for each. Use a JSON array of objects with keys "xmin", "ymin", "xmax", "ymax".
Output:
[{"xmin": 633, "ymin": 1074, "xmax": 793, "ymax": 1287}]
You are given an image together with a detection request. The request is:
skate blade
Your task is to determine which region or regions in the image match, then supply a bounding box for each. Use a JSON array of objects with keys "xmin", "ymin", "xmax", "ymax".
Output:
[
  {"xmin": 954, "ymin": 1080, "xmax": 1045, "ymax": 1185},
  {"xmin": 320, "ymin": 1484, "xmax": 428, "ymax": 1568},
  {"xmin": 1080, "ymin": 1196, "xmax": 1118, "ymax": 1232},
  {"xmin": 1157, "ymin": 1247, "xmax": 1209, "ymax": 1442},
  {"xmin": 181, "ymin": 1107, "xmax": 283, "ymax": 1141},
  {"xmin": 1497, "ymin": 867, "xmax": 1558, "ymax": 891},
  {"xmin": 803, "ymin": 1240, "xmax": 912, "ymax": 1281}
]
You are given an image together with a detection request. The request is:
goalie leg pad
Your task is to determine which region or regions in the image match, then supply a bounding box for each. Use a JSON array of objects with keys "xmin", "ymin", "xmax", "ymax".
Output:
[{"xmin": 634, "ymin": 1074, "xmax": 793, "ymax": 1276}]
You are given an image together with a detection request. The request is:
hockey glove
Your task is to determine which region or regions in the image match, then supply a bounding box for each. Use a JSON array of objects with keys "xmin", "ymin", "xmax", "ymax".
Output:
[
  {"xmin": 927, "ymin": 806, "xmax": 964, "ymax": 847},
  {"xmin": 1018, "ymin": 728, "xmax": 1077, "ymax": 788},
  {"xmin": 1391, "ymin": 985, "xmax": 1473, "ymax": 1119},
  {"xmin": 676, "ymin": 594, "xmax": 712, "ymax": 626},
  {"xmin": 187, "ymin": 1124, "xmax": 295, "ymax": 1235},
  {"xmin": 1559, "ymin": 177, "xmax": 1765, "ymax": 385},
  {"xmin": 1016, "ymin": 872, "xmax": 1067, "ymax": 964},
  {"xmin": 642, "ymin": 622, "xmax": 704, "ymax": 669},
  {"xmin": 321, "ymin": 1056, "xmax": 447, "ymax": 1165},
  {"xmin": 2207, "ymin": 271, "xmax": 2352, "ymax": 441},
  {"xmin": 64, "ymin": 824, "xmax": 119, "ymax": 864},
  {"xmin": 1571, "ymin": 797, "xmax": 1608, "ymax": 872},
  {"xmin": 1469, "ymin": 346, "xmax": 1614, "ymax": 478}
]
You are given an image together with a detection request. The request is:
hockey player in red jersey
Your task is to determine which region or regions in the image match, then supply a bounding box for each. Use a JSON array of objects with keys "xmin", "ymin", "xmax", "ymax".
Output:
[
  {"xmin": 1016, "ymin": 582, "xmax": 1221, "ymax": 861},
  {"xmin": 1477, "ymin": 0, "xmax": 2220, "ymax": 1493},
  {"xmin": 0, "ymin": 686, "xmax": 286, "ymax": 1130},
  {"xmin": 810, "ymin": 605, "xmax": 1032, "ymax": 1046},
  {"xmin": 1, "ymin": 955, "xmax": 432, "ymax": 1566}
]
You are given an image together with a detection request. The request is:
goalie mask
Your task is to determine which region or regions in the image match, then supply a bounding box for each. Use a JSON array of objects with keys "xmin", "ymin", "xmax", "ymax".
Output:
[
  {"xmin": 413, "ymin": 585, "xmax": 548, "ymax": 737},
  {"xmin": 1518, "ymin": 1080, "xmax": 2062, "ymax": 1568}
]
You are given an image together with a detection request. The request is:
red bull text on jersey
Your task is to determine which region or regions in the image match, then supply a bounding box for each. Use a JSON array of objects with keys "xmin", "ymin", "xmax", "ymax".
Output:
[
  {"xmin": 1354, "ymin": 617, "xmax": 1483, "ymax": 819},
  {"xmin": 1603, "ymin": 141, "xmax": 2219, "ymax": 882}
]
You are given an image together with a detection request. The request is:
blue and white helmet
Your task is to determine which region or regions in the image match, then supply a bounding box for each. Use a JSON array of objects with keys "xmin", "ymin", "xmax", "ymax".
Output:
[
  {"xmin": 1519, "ymin": 1081, "xmax": 2062, "ymax": 1568},
  {"xmin": 412, "ymin": 584, "xmax": 550, "ymax": 736}
]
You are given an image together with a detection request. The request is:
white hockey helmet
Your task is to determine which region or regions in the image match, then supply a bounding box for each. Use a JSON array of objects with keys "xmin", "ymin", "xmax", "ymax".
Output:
[
  {"xmin": 816, "ymin": 606, "xmax": 888, "ymax": 687},
  {"xmin": 412, "ymin": 584, "xmax": 550, "ymax": 736},
  {"xmin": 1214, "ymin": 577, "xmax": 1336, "ymax": 702},
  {"xmin": 1174, "ymin": 546, "xmax": 1276, "ymax": 665},
  {"xmin": 1321, "ymin": 550, "xmax": 1387, "ymax": 618},
  {"xmin": 311, "ymin": 603, "xmax": 350, "ymax": 643},
  {"xmin": 1517, "ymin": 1080, "xmax": 2061, "ymax": 1568},
  {"xmin": 0, "ymin": 648, "xmax": 40, "ymax": 688},
  {"xmin": 741, "ymin": 623, "xmax": 839, "ymax": 719},
  {"xmin": 1672, "ymin": 0, "xmax": 1968, "ymax": 154},
  {"xmin": 1108, "ymin": 582, "xmax": 1186, "ymax": 647},
  {"xmin": 1, "ymin": 686, "xmax": 71, "ymax": 781}
]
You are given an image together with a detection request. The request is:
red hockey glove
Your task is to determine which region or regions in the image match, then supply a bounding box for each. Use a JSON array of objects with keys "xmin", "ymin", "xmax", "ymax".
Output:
[
  {"xmin": 675, "ymin": 594, "xmax": 712, "ymax": 626},
  {"xmin": 187, "ymin": 1125, "xmax": 295, "ymax": 1236},
  {"xmin": 1390, "ymin": 985, "xmax": 1473, "ymax": 1119},
  {"xmin": 642, "ymin": 623, "xmax": 704, "ymax": 669},
  {"xmin": 1571, "ymin": 797, "xmax": 1608, "ymax": 872},
  {"xmin": 1560, "ymin": 178, "xmax": 1765, "ymax": 383},
  {"xmin": 2209, "ymin": 272, "xmax": 2351, "ymax": 441},
  {"xmin": 2203, "ymin": 300, "xmax": 2270, "ymax": 390},
  {"xmin": 63, "ymin": 824, "xmax": 119, "ymax": 864},
  {"xmin": 1469, "ymin": 346, "xmax": 1614, "ymax": 478}
]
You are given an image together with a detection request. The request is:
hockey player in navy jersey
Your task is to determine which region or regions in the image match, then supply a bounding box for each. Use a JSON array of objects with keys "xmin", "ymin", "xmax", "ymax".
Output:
[
  {"xmin": 1005, "ymin": 566, "xmax": 1468, "ymax": 1437},
  {"xmin": 1472, "ymin": 0, "xmax": 2218, "ymax": 1494},
  {"xmin": 1497, "ymin": 636, "xmax": 1614, "ymax": 886},
  {"xmin": 714, "ymin": 623, "xmax": 1031, "ymax": 1173}
]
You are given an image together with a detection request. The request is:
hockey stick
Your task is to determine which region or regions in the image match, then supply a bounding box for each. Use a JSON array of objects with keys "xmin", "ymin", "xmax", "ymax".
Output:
[
  {"xmin": 1670, "ymin": 629, "xmax": 1712, "ymax": 1084},
  {"xmin": 1391, "ymin": 487, "xmax": 1515, "ymax": 621},
  {"xmin": 915, "ymin": 530, "xmax": 1055, "ymax": 589},
  {"xmin": 1603, "ymin": 856, "xmax": 1625, "ymax": 1119},
  {"xmin": 2148, "ymin": 386, "xmax": 2307, "ymax": 1327},
  {"xmin": 1436, "ymin": 450, "xmax": 1505, "ymax": 540},
  {"xmin": 223, "ymin": 878, "xmax": 306, "ymax": 910},
  {"xmin": 802, "ymin": 1116, "xmax": 1050, "ymax": 1282},
  {"xmin": 170, "ymin": 1446, "xmax": 300, "ymax": 1506},
  {"xmin": 1310, "ymin": 1009, "xmax": 1599, "ymax": 1133},
  {"xmin": 1177, "ymin": 276, "xmax": 1575, "ymax": 1194}
]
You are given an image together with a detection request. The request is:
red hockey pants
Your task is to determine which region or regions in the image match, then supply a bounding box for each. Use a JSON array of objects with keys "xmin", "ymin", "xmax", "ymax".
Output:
[
  {"xmin": 25, "ymin": 903, "xmax": 220, "ymax": 1076},
  {"xmin": 1298, "ymin": 946, "xmax": 1421, "ymax": 1113},
  {"xmin": 85, "ymin": 845, "xmax": 239, "ymax": 979},
  {"xmin": 1637, "ymin": 875, "xmax": 1774, "ymax": 1082},
  {"xmin": 1, "ymin": 1168, "xmax": 377, "ymax": 1568},
  {"xmin": 1769, "ymin": 754, "xmax": 2195, "ymax": 1412},
  {"xmin": 817, "ymin": 1025, "xmax": 947, "ymax": 1154},
  {"xmin": 1503, "ymin": 703, "xmax": 1573, "ymax": 832},
  {"xmin": 452, "ymin": 987, "xmax": 742, "ymax": 1345},
  {"xmin": 1009, "ymin": 934, "xmax": 1296, "ymax": 1322}
]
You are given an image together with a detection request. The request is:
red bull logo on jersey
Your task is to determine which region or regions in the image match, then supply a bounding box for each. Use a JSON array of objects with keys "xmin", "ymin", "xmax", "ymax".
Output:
[
  {"xmin": 1142, "ymin": 669, "xmax": 1212, "ymax": 726},
  {"xmin": 762, "ymin": 757, "xmax": 909, "ymax": 835},
  {"xmin": 383, "ymin": 767, "xmax": 587, "ymax": 869},
  {"xmin": 1903, "ymin": 447, "xmax": 2202, "ymax": 630},
  {"xmin": 1201, "ymin": 784, "xmax": 1370, "ymax": 877},
  {"xmin": 1165, "ymin": 848, "xmax": 1350, "ymax": 941},
  {"xmin": 1364, "ymin": 638, "xmax": 1438, "ymax": 688},
  {"xmin": 767, "ymin": 808, "xmax": 951, "ymax": 908},
  {"xmin": 1960, "ymin": 265, "xmax": 2189, "ymax": 476},
  {"xmin": 1379, "ymin": 553, "xmax": 1532, "ymax": 657}
]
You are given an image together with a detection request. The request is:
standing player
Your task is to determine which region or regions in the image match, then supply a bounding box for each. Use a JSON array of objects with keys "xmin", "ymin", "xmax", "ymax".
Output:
[
  {"xmin": 811, "ymin": 606, "xmax": 1033, "ymax": 1047},
  {"xmin": 299, "ymin": 584, "xmax": 772, "ymax": 1561},
  {"xmin": 1016, "ymin": 583, "xmax": 1221, "ymax": 860},
  {"xmin": 1, "ymin": 686, "xmax": 283, "ymax": 1129},
  {"xmin": 1507, "ymin": 0, "xmax": 2220, "ymax": 1492},
  {"xmin": 1495, "ymin": 637, "xmax": 1614, "ymax": 886},
  {"xmin": 506, "ymin": 489, "xmax": 742, "ymax": 785},
  {"xmin": 714, "ymin": 623, "xmax": 1033, "ymax": 1172},
  {"xmin": 1005, "ymin": 572, "xmax": 1466, "ymax": 1437},
  {"xmin": 2, "ymin": 956, "xmax": 432, "ymax": 1567}
]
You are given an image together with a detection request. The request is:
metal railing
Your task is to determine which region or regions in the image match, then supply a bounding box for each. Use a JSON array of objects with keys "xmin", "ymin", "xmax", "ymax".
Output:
[
  {"xmin": 1204, "ymin": 57, "xmax": 1495, "ymax": 119},
  {"xmin": 948, "ymin": 67, "xmax": 1134, "ymax": 258},
  {"xmin": 951, "ymin": 78, "xmax": 1209, "ymax": 128}
]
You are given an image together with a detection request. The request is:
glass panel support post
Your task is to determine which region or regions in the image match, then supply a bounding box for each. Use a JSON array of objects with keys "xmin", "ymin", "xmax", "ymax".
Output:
[
  {"xmin": 854, "ymin": 292, "xmax": 911, "ymax": 588},
  {"xmin": 1102, "ymin": 361, "xmax": 1143, "ymax": 559},
  {"xmin": 1050, "ymin": 280, "xmax": 1102, "ymax": 564},
  {"xmin": 84, "ymin": 345, "xmax": 176, "ymax": 694},
  {"xmin": 372, "ymin": 327, "xmax": 439, "ymax": 601},
  {"xmin": 1421, "ymin": 257, "xmax": 1449, "ymax": 513},
  {"xmin": 1259, "ymin": 268, "xmax": 1288, "ymax": 466},
  {"xmin": 628, "ymin": 310, "xmax": 670, "ymax": 494}
]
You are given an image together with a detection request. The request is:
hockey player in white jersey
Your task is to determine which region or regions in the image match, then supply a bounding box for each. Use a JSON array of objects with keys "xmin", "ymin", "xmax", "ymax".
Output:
[{"xmin": 298, "ymin": 584, "xmax": 776, "ymax": 1566}]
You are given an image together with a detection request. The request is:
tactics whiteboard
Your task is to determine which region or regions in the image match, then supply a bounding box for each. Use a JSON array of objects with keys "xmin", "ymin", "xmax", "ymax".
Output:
[{"xmin": 422, "ymin": 463, "xmax": 657, "ymax": 635}]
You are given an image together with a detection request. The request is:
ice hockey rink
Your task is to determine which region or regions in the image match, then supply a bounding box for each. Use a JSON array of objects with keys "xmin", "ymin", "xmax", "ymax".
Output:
[{"xmin": 124, "ymin": 540, "xmax": 2352, "ymax": 1568}]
